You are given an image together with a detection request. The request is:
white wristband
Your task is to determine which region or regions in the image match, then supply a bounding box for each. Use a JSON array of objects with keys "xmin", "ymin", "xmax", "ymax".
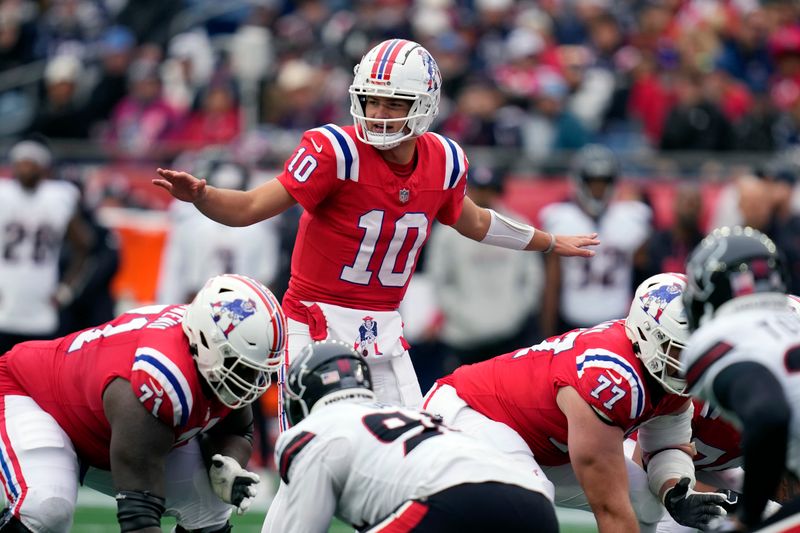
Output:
[
  {"xmin": 480, "ymin": 209, "xmax": 535, "ymax": 250},
  {"xmin": 543, "ymin": 232, "xmax": 556, "ymax": 254}
]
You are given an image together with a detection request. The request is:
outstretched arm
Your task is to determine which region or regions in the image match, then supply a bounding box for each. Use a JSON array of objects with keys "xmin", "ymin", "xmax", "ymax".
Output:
[
  {"xmin": 452, "ymin": 196, "xmax": 599, "ymax": 257},
  {"xmin": 153, "ymin": 168, "xmax": 297, "ymax": 227},
  {"xmin": 557, "ymin": 386, "xmax": 639, "ymax": 533}
]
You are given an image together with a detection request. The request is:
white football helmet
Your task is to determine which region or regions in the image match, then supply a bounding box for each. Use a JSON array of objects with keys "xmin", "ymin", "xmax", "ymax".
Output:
[
  {"xmin": 571, "ymin": 143, "xmax": 620, "ymax": 217},
  {"xmin": 625, "ymin": 273, "xmax": 690, "ymax": 395},
  {"xmin": 788, "ymin": 294, "xmax": 800, "ymax": 314},
  {"xmin": 349, "ymin": 38, "xmax": 442, "ymax": 150},
  {"xmin": 182, "ymin": 274, "xmax": 286, "ymax": 409}
]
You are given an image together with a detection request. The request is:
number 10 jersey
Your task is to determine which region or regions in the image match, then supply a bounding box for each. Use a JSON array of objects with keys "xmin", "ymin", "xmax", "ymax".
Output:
[{"xmin": 276, "ymin": 124, "xmax": 468, "ymax": 319}]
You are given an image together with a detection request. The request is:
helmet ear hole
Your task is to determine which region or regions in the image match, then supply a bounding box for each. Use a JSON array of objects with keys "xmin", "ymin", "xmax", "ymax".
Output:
[{"xmin": 199, "ymin": 331, "xmax": 210, "ymax": 349}]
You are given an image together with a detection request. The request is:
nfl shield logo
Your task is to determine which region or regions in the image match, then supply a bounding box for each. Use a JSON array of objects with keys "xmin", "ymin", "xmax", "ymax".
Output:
[{"xmin": 399, "ymin": 188, "xmax": 410, "ymax": 203}]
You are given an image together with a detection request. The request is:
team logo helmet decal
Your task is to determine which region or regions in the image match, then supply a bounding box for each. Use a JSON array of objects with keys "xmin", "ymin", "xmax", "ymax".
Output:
[
  {"xmin": 639, "ymin": 283, "xmax": 682, "ymax": 322},
  {"xmin": 211, "ymin": 298, "xmax": 257, "ymax": 338}
]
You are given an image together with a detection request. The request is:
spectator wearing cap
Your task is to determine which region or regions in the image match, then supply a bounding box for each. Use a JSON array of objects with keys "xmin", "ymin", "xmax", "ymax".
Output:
[
  {"xmin": 262, "ymin": 59, "xmax": 338, "ymax": 131},
  {"xmin": 427, "ymin": 165, "xmax": 544, "ymax": 372},
  {"xmin": 0, "ymin": 137, "xmax": 94, "ymax": 354},
  {"xmin": 27, "ymin": 53, "xmax": 89, "ymax": 139}
]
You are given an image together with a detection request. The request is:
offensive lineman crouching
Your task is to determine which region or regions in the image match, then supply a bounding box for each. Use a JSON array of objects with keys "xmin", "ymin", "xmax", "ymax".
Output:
[{"xmin": 0, "ymin": 274, "xmax": 286, "ymax": 533}]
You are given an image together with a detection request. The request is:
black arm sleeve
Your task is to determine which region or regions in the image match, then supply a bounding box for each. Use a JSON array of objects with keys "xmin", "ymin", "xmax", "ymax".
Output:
[{"xmin": 713, "ymin": 361, "xmax": 790, "ymax": 527}]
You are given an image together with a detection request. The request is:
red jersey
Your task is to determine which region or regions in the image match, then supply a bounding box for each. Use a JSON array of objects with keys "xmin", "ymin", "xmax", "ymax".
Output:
[
  {"xmin": 277, "ymin": 124, "xmax": 467, "ymax": 319},
  {"xmin": 441, "ymin": 320, "xmax": 688, "ymax": 466},
  {"xmin": 0, "ymin": 304, "xmax": 230, "ymax": 469},
  {"xmin": 691, "ymin": 399, "xmax": 742, "ymax": 471}
]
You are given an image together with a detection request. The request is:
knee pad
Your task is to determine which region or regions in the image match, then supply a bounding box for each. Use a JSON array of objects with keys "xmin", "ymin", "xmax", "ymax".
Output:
[
  {"xmin": 174, "ymin": 522, "xmax": 232, "ymax": 533},
  {"xmin": 18, "ymin": 494, "xmax": 74, "ymax": 533},
  {"xmin": 630, "ymin": 485, "xmax": 666, "ymax": 527},
  {"xmin": 0, "ymin": 510, "xmax": 32, "ymax": 533}
]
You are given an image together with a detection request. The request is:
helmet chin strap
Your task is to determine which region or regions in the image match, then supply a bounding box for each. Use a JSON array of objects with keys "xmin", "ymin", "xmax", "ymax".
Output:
[{"xmin": 364, "ymin": 130, "xmax": 406, "ymax": 150}]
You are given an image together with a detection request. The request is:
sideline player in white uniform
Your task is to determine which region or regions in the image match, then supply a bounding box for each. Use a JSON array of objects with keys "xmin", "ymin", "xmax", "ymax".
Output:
[
  {"xmin": 540, "ymin": 143, "xmax": 651, "ymax": 336},
  {"xmin": 263, "ymin": 340, "xmax": 557, "ymax": 533},
  {"xmin": 0, "ymin": 138, "xmax": 94, "ymax": 353},
  {"xmin": 157, "ymin": 161, "xmax": 281, "ymax": 304},
  {"xmin": 682, "ymin": 226, "xmax": 800, "ymax": 532}
]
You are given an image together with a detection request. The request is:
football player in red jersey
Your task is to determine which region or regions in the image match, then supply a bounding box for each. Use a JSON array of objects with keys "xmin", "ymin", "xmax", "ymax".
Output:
[
  {"xmin": 422, "ymin": 273, "xmax": 736, "ymax": 533},
  {"xmin": 153, "ymin": 38, "xmax": 599, "ymax": 430},
  {"xmin": 0, "ymin": 274, "xmax": 286, "ymax": 533}
]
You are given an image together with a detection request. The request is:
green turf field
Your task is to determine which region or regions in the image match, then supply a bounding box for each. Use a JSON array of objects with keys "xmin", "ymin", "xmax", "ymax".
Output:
[{"xmin": 71, "ymin": 505, "xmax": 600, "ymax": 532}]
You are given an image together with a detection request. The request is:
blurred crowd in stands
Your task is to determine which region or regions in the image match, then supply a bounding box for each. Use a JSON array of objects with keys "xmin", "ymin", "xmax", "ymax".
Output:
[{"xmin": 5, "ymin": 0, "xmax": 800, "ymax": 161}]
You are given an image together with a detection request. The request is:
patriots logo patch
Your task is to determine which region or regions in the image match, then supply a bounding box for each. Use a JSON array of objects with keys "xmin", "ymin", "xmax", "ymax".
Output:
[
  {"xmin": 211, "ymin": 298, "xmax": 256, "ymax": 338},
  {"xmin": 639, "ymin": 283, "xmax": 681, "ymax": 321},
  {"xmin": 355, "ymin": 315, "xmax": 382, "ymax": 357}
]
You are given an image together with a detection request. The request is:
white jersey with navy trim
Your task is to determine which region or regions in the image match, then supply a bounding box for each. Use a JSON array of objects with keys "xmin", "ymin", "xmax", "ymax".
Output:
[
  {"xmin": 683, "ymin": 307, "xmax": 800, "ymax": 478},
  {"xmin": 540, "ymin": 200, "xmax": 651, "ymax": 326},
  {"xmin": 156, "ymin": 202, "xmax": 281, "ymax": 304},
  {"xmin": 0, "ymin": 178, "xmax": 80, "ymax": 334},
  {"xmin": 263, "ymin": 402, "xmax": 552, "ymax": 533}
]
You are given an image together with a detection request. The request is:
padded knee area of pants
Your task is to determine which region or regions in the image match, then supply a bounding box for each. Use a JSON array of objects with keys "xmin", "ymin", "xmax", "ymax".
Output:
[
  {"xmin": 631, "ymin": 486, "xmax": 666, "ymax": 525},
  {"xmin": 20, "ymin": 494, "xmax": 74, "ymax": 533}
]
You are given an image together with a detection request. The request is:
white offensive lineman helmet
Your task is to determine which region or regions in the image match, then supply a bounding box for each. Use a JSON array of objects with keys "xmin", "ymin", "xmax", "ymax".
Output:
[
  {"xmin": 349, "ymin": 38, "xmax": 442, "ymax": 150},
  {"xmin": 182, "ymin": 274, "xmax": 286, "ymax": 409},
  {"xmin": 625, "ymin": 273, "xmax": 690, "ymax": 395},
  {"xmin": 788, "ymin": 294, "xmax": 800, "ymax": 314}
]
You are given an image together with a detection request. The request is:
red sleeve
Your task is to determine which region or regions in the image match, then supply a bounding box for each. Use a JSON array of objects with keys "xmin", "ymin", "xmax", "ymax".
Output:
[
  {"xmin": 129, "ymin": 344, "xmax": 197, "ymax": 429},
  {"xmin": 573, "ymin": 364, "xmax": 639, "ymax": 427},
  {"xmin": 436, "ymin": 175, "xmax": 467, "ymax": 225},
  {"xmin": 276, "ymin": 129, "xmax": 341, "ymax": 213},
  {"xmin": 131, "ymin": 370, "xmax": 178, "ymax": 426}
]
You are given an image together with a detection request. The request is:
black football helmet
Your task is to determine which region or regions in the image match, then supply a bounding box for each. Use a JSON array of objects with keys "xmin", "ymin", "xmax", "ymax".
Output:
[
  {"xmin": 572, "ymin": 143, "xmax": 620, "ymax": 217},
  {"xmin": 684, "ymin": 226, "xmax": 789, "ymax": 332},
  {"xmin": 283, "ymin": 339, "xmax": 375, "ymax": 427}
]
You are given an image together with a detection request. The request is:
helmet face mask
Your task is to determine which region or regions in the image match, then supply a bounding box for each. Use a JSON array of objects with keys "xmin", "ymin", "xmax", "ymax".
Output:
[
  {"xmin": 182, "ymin": 274, "xmax": 286, "ymax": 409},
  {"xmin": 571, "ymin": 144, "xmax": 620, "ymax": 217},
  {"xmin": 284, "ymin": 340, "xmax": 375, "ymax": 427},
  {"xmin": 349, "ymin": 39, "xmax": 442, "ymax": 150},
  {"xmin": 684, "ymin": 226, "xmax": 789, "ymax": 332},
  {"xmin": 625, "ymin": 273, "xmax": 690, "ymax": 395}
]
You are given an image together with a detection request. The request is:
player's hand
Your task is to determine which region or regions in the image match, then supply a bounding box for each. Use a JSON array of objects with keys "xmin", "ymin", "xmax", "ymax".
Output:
[
  {"xmin": 551, "ymin": 233, "xmax": 600, "ymax": 258},
  {"xmin": 209, "ymin": 454, "xmax": 260, "ymax": 514},
  {"xmin": 153, "ymin": 168, "xmax": 208, "ymax": 203},
  {"xmin": 664, "ymin": 477, "xmax": 738, "ymax": 529}
]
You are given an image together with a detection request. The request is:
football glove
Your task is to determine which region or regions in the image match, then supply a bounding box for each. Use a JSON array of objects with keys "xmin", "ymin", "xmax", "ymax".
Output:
[
  {"xmin": 664, "ymin": 477, "xmax": 739, "ymax": 529},
  {"xmin": 209, "ymin": 454, "xmax": 260, "ymax": 514}
]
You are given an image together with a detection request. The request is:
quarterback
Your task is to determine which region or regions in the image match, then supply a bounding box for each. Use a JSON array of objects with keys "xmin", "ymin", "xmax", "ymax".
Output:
[
  {"xmin": 0, "ymin": 274, "xmax": 285, "ymax": 533},
  {"xmin": 153, "ymin": 38, "xmax": 599, "ymax": 428}
]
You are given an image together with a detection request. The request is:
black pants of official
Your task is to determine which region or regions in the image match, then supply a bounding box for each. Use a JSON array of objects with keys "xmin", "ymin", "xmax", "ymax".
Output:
[{"xmin": 401, "ymin": 482, "xmax": 557, "ymax": 533}]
